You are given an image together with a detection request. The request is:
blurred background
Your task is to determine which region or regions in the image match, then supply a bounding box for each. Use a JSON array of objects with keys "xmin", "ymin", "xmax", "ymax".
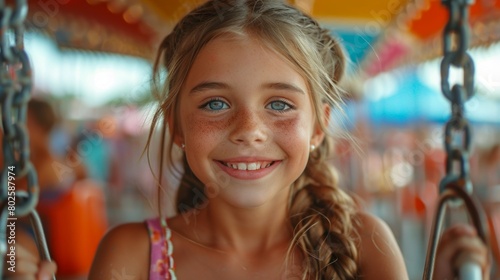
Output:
[{"xmin": 19, "ymin": 0, "xmax": 500, "ymax": 279}]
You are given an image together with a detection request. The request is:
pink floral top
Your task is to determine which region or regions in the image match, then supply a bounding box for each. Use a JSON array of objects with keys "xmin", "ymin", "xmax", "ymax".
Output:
[{"xmin": 146, "ymin": 218, "xmax": 177, "ymax": 280}]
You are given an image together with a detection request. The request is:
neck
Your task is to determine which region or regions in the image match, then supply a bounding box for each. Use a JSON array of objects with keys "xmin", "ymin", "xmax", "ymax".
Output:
[{"xmin": 191, "ymin": 196, "xmax": 292, "ymax": 256}]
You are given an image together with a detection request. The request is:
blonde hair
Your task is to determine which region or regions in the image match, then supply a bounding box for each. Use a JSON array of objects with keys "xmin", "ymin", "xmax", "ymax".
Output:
[{"xmin": 147, "ymin": 0, "xmax": 359, "ymax": 278}]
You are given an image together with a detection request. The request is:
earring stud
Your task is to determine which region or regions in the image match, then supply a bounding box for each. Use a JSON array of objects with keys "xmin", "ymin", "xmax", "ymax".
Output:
[
  {"xmin": 310, "ymin": 145, "xmax": 316, "ymax": 152},
  {"xmin": 181, "ymin": 143, "xmax": 185, "ymax": 150}
]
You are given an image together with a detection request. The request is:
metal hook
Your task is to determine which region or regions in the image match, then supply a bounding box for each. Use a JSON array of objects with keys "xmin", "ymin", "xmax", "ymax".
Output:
[{"xmin": 423, "ymin": 183, "xmax": 489, "ymax": 280}]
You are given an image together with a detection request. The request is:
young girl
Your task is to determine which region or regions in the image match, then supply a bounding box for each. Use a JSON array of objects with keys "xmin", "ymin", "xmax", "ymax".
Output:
[{"xmin": 14, "ymin": 0, "xmax": 489, "ymax": 279}]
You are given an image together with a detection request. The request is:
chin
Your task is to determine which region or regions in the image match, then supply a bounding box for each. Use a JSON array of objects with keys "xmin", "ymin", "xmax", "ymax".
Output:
[{"xmin": 216, "ymin": 184, "xmax": 288, "ymax": 209}]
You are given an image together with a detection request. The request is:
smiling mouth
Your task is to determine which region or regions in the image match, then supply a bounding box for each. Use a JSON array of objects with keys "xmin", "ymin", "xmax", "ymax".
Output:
[{"xmin": 218, "ymin": 161, "xmax": 276, "ymax": 171}]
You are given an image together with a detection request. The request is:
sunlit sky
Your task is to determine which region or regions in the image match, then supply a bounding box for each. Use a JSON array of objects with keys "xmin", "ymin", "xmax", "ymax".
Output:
[{"xmin": 26, "ymin": 32, "xmax": 500, "ymax": 107}]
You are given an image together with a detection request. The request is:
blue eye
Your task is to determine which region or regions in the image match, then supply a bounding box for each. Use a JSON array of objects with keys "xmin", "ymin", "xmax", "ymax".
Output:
[
  {"xmin": 201, "ymin": 99, "xmax": 229, "ymax": 111},
  {"xmin": 266, "ymin": 100, "xmax": 293, "ymax": 111}
]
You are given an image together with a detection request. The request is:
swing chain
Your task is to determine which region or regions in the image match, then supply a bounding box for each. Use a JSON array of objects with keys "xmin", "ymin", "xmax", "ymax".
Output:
[
  {"xmin": 423, "ymin": 0, "xmax": 490, "ymax": 279},
  {"xmin": 423, "ymin": 0, "xmax": 488, "ymax": 280},
  {"xmin": 0, "ymin": 1, "xmax": 53, "ymax": 278},
  {"xmin": 0, "ymin": 0, "xmax": 36, "ymax": 210},
  {"xmin": 439, "ymin": 0, "xmax": 475, "ymax": 194}
]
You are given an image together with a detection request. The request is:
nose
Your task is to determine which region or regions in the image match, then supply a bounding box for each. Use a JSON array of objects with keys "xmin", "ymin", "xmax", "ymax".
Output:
[{"xmin": 229, "ymin": 107, "xmax": 268, "ymax": 145}]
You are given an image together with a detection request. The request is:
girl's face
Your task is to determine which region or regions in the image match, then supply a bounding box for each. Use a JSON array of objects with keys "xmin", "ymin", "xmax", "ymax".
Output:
[{"xmin": 176, "ymin": 33, "xmax": 324, "ymax": 209}]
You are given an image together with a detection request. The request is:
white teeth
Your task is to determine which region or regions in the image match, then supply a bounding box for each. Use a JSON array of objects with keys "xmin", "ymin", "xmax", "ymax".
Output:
[
  {"xmin": 237, "ymin": 163, "xmax": 246, "ymax": 170},
  {"xmin": 224, "ymin": 161, "xmax": 272, "ymax": 170},
  {"xmin": 248, "ymin": 163, "xmax": 257, "ymax": 170}
]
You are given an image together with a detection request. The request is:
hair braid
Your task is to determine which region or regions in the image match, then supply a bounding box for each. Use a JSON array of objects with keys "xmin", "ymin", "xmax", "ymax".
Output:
[
  {"xmin": 285, "ymin": 15, "xmax": 360, "ymax": 279},
  {"xmin": 289, "ymin": 136, "xmax": 360, "ymax": 279}
]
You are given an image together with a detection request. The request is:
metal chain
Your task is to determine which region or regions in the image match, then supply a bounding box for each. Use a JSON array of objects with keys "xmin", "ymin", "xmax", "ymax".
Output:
[
  {"xmin": 423, "ymin": 0, "xmax": 490, "ymax": 279},
  {"xmin": 440, "ymin": 0, "xmax": 475, "ymax": 193},
  {"xmin": 0, "ymin": 0, "xmax": 53, "ymax": 278}
]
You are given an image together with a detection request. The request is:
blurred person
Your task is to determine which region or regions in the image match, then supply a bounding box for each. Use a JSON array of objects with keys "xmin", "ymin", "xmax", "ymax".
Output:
[
  {"xmin": 27, "ymin": 98, "xmax": 71, "ymax": 190},
  {"xmin": 3, "ymin": 98, "xmax": 108, "ymax": 279}
]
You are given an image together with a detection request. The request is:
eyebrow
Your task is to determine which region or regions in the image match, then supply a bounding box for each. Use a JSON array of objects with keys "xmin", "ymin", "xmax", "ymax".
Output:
[
  {"xmin": 188, "ymin": 81, "xmax": 306, "ymax": 95},
  {"xmin": 189, "ymin": 82, "xmax": 230, "ymax": 95},
  {"xmin": 263, "ymin": 82, "xmax": 305, "ymax": 95}
]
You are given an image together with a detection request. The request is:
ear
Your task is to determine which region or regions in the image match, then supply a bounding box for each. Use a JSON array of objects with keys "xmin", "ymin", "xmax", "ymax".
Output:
[{"xmin": 310, "ymin": 103, "xmax": 330, "ymax": 147}]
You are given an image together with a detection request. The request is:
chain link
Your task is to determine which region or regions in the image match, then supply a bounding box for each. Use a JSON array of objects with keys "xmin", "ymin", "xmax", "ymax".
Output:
[
  {"xmin": 423, "ymin": 0, "xmax": 491, "ymax": 279},
  {"xmin": 0, "ymin": 1, "xmax": 53, "ymax": 278},
  {"xmin": 440, "ymin": 0, "xmax": 475, "ymax": 194}
]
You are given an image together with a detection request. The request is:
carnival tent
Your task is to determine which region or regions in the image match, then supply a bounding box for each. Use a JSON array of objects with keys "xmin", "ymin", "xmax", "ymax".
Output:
[{"xmin": 28, "ymin": 0, "xmax": 500, "ymax": 75}]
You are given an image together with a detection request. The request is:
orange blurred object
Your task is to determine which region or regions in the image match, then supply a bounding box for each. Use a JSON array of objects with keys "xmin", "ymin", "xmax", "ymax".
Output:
[
  {"xmin": 37, "ymin": 180, "xmax": 108, "ymax": 277},
  {"xmin": 408, "ymin": 0, "xmax": 500, "ymax": 40}
]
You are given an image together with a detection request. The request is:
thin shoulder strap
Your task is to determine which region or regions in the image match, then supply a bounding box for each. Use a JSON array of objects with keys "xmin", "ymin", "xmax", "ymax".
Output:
[{"xmin": 145, "ymin": 218, "xmax": 176, "ymax": 280}]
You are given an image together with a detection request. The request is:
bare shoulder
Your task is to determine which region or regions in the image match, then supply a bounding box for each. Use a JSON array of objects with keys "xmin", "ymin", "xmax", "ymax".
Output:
[
  {"xmin": 355, "ymin": 211, "xmax": 409, "ymax": 280},
  {"xmin": 89, "ymin": 222, "xmax": 150, "ymax": 280}
]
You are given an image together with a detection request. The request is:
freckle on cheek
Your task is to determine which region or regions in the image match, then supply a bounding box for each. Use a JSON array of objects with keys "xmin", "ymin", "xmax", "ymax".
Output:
[
  {"xmin": 274, "ymin": 117, "xmax": 305, "ymax": 147},
  {"xmin": 186, "ymin": 115, "xmax": 230, "ymax": 134}
]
